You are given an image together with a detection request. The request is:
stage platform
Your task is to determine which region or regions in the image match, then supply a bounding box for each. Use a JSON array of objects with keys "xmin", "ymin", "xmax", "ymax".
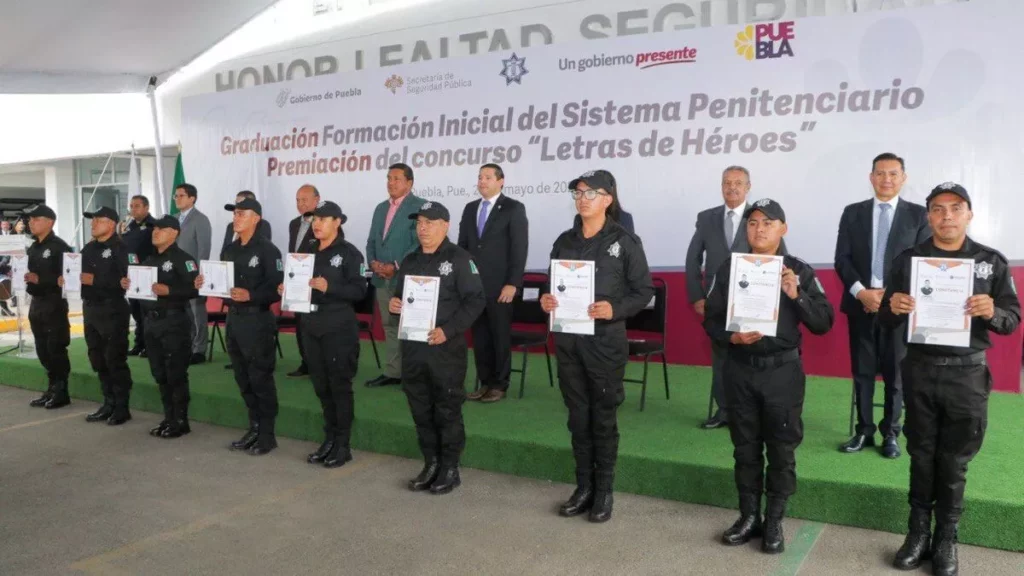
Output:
[{"xmin": 2, "ymin": 336, "xmax": 1022, "ymax": 552}]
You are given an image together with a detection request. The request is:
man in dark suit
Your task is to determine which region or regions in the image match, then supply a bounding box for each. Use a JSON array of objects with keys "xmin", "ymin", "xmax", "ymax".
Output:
[
  {"xmin": 835, "ymin": 153, "xmax": 930, "ymax": 458},
  {"xmin": 221, "ymin": 191, "xmax": 272, "ymax": 256},
  {"xmin": 686, "ymin": 166, "xmax": 753, "ymax": 430},
  {"xmin": 285, "ymin": 184, "xmax": 321, "ymax": 377},
  {"xmin": 459, "ymin": 164, "xmax": 529, "ymax": 403}
]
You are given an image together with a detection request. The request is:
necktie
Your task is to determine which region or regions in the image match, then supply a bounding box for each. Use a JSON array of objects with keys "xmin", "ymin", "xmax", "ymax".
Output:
[
  {"xmin": 873, "ymin": 203, "xmax": 892, "ymax": 282},
  {"xmin": 724, "ymin": 210, "xmax": 735, "ymax": 246},
  {"xmin": 477, "ymin": 199, "xmax": 491, "ymax": 237}
]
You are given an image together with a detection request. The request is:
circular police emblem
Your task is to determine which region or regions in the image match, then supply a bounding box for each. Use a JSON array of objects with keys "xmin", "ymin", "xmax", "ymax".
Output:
[
  {"xmin": 439, "ymin": 261, "xmax": 453, "ymax": 276},
  {"xmin": 102, "ymin": 248, "xmax": 112, "ymax": 259},
  {"xmin": 422, "ymin": 201, "xmax": 433, "ymax": 210},
  {"xmin": 975, "ymin": 261, "xmax": 993, "ymax": 280},
  {"xmin": 607, "ymin": 241, "xmax": 621, "ymax": 258},
  {"xmin": 249, "ymin": 255, "xmax": 259, "ymax": 268},
  {"xmin": 939, "ymin": 263, "xmax": 948, "ymax": 272},
  {"xmin": 42, "ymin": 248, "xmax": 51, "ymax": 258},
  {"xmin": 140, "ymin": 225, "xmax": 147, "ymax": 230},
  {"xmin": 754, "ymin": 259, "xmax": 762, "ymax": 267},
  {"xmin": 330, "ymin": 254, "xmax": 343, "ymax": 268},
  {"xmin": 162, "ymin": 260, "xmax": 173, "ymax": 272}
]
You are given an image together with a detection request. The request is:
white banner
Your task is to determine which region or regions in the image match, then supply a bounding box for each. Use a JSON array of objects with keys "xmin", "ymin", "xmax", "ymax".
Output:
[{"xmin": 182, "ymin": 1, "xmax": 1024, "ymax": 268}]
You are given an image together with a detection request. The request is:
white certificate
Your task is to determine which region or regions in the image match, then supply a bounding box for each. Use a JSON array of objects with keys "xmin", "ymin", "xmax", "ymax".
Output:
[
  {"xmin": 199, "ymin": 260, "xmax": 234, "ymax": 298},
  {"xmin": 908, "ymin": 257, "xmax": 974, "ymax": 347},
  {"xmin": 62, "ymin": 253, "xmax": 82, "ymax": 299},
  {"xmin": 399, "ymin": 276, "xmax": 440, "ymax": 342},
  {"xmin": 726, "ymin": 253, "xmax": 784, "ymax": 338},
  {"xmin": 127, "ymin": 266, "xmax": 158, "ymax": 301},
  {"xmin": 549, "ymin": 259, "xmax": 595, "ymax": 336},
  {"xmin": 282, "ymin": 253, "xmax": 314, "ymax": 313},
  {"xmin": 11, "ymin": 254, "xmax": 28, "ymax": 292}
]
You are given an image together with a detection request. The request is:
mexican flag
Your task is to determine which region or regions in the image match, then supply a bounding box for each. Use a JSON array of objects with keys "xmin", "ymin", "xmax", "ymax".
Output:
[{"xmin": 169, "ymin": 149, "xmax": 185, "ymax": 216}]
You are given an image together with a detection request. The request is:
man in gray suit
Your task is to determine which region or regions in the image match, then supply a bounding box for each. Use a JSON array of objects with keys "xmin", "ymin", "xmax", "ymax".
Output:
[
  {"xmin": 173, "ymin": 183, "xmax": 213, "ymax": 365},
  {"xmin": 365, "ymin": 163, "xmax": 426, "ymax": 387},
  {"xmin": 686, "ymin": 166, "xmax": 754, "ymax": 430}
]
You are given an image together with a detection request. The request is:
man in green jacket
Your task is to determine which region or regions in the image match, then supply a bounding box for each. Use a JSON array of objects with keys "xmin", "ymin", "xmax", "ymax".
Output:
[{"xmin": 365, "ymin": 163, "xmax": 426, "ymax": 387}]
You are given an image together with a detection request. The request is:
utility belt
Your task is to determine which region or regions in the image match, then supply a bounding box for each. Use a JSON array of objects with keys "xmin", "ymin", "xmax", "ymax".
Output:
[
  {"xmin": 907, "ymin": 350, "xmax": 986, "ymax": 367},
  {"xmin": 145, "ymin": 307, "xmax": 187, "ymax": 319},
  {"xmin": 729, "ymin": 348, "xmax": 800, "ymax": 369}
]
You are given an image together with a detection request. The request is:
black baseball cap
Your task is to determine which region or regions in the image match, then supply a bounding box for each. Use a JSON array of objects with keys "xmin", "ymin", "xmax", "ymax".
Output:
[
  {"xmin": 926, "ymin": 182, "xmax": 971, "ymax": 209},
  {"xmin": 83, "ymin": 206, "xmax": 118, "ymax": 221},
  {"xmin": 304, "ymin": 200, "xmax": 348, "ymax": 224},
  {"xmin": 568, "ymin": 170, "xmax": 614, "ymax": 193},
  {"xmin": 743, "ymin": 198, "xmax": 787, "ymax": 223},
  {"xmin": 409, "ymin": 200, "xmax": 450, "ymax": 222},
  {"xmin": 24, "ymin": 204, "xmax": 56, "ymax": 220},
  {"xmin": 224, "ymin": 197, "xmax": 263, "ymax": 216},
  {"xmin": 152, "ymin": 215, "xmax": 181, "ymax": 231}
]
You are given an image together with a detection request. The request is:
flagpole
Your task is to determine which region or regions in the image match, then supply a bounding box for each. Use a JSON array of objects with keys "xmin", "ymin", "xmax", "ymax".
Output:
[{"xmin": 147, "ymin": 76, "xmax": 167, "ymax": 218}]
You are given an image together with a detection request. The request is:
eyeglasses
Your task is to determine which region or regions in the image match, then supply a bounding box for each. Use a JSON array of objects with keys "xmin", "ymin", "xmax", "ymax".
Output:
[{"xmin": 570, "ymin": 189, "xmax": 608, "ymax": 201}]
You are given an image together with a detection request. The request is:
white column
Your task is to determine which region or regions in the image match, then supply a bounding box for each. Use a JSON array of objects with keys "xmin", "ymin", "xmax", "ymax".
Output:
[{"xmin": 43, "ymin": 160, "xmax": 77, "ymax": 243}]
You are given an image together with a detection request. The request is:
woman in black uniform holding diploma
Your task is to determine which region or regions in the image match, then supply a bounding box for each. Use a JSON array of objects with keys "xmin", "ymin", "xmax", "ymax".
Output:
[
  {"xmin": 279, "ymin": 200, "xmax": 366, "ymax": 468},
  {"xmin": 540, "ymin": 170, "xmax": 653, "ymax": 523}
]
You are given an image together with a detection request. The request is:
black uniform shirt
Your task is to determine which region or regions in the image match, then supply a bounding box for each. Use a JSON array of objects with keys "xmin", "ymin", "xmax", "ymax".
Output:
[
  {"xmin": 122, "ymin": 215, "xmax": 155, "ymax": 263},
  {"xmin": 394, "ymin": 238, "xmax": 485, "ymax": 340},
  {"xmin": 879, "ymin": 237, "xmax": 1021, "ymax": 355},
  {"xmin": 308, "ymin": 235, "xmax": 366, "ymax": 311},
  {"xmin": 139, "ymin": 243, "xmax": 199, "ymax": 311},
  {"xmin": 80, "ymin": 235, "xmax": 130, "ymax": 302},
  {"xmin": 549, "ymin": 218, "xmax": 654, "ymax": 333},
  {"xmin": 26, "ymin": 232, "xmax": 72, "ymax": 298},
  {"xmin": 221, "ymin": 233, "xmax": 284, "ymax": 309},
  {"xmin": 704, "ymin": 254, "xmax": 835, "ymax": 355}
]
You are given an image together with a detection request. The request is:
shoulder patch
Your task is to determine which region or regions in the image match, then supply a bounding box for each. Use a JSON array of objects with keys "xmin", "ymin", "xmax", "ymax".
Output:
[
  {"xmin": 128, "ymin": 253, "xmax": 139, "ymax": 264},
  {"xmin": 185, "ymin": 260, "xmax": 197, "ymax": 272},
  {"xmin": 814, "ymin": 277, "xmax": 825, "ymax": 295},
  {"xmin": 276, "ymin": 258, "xmax": 284, "ymax": 271},
  {"xmin": 469, "ymin": 260, "xmax": 479, "ymax": 274}
]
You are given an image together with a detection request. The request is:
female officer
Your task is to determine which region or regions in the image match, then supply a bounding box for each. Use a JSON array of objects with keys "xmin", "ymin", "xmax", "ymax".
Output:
[
  {"xmin": 279, "ymin": 200, "xmax": 367, "ymax": 468},
  {"xmin": 540, "ymin": 170, "xmax": 653, "ymax": 523}
]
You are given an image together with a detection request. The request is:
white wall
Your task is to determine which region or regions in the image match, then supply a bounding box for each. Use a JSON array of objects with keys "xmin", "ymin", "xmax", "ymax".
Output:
[
  {"xmin": 140, "ymin": 154, "xmax": 179, "ymax": 218},
  {"xmin": 43, "ymin": 161, "xmax": 76, "ymax": 241}
]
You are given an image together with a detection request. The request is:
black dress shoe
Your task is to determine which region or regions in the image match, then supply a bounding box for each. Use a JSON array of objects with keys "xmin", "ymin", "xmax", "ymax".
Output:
[
  {"xmin": 29, "ymin": 392, "xmax": 52, "ymax": 407},
  {"xmin": 248, "ymin": 437, "xmax": 278, "ymax": 456},
  {"xmin": 307, "ymin": 439, "xmax": 335, "ymax": 464},
  {"xmin": 893, "ymin": 508, "xmax": 931, "ymax": 571},
  {"xmin": 127, "ymin": 346, "xmax": 144, "ymax": 356},
  {"xmin": 588, "ymin": 492, "xmax": 613, "ymax": 523},
  {"xmin": 882, "ymin": 435, "xmax": 901, "ymax": 459},
  {"xmin": 365, "ymin": 375, "xmax": 401, "ymax": 388},
  {"xmin": 189, "ymin": 353, "xmax": 205, "ymax": 365},
  {"xmin": 287, "ymin": 367, "xmax": 308, "ymax": 378},
  {"xmin": 107, "ymin": 411, "xmax": 132, "ymax": 426},
  {"xmin": 429, "ymin": 467, "xmax": 461, "ymax": 495},
  {"xmin": 160, "ymin": 421, "xmax": 186, "ymax": 438},
  {"xmin": 150, "ymin": 420, "xmax": 170, "ymax": 437},
  {"xmin": 45, "ymin": 394, "xmax": 71, "ymax": 410},
  {"xmin": 839, "ymin": 434, "xmax": 875, "ymax": 453},
  {"xmin": 558, "ymin": 486, "xmax": 594, "ymax": 517},
  {"xmin": 231, "ymin": 425, "xmax": 259, "ymax": 451},
  {"xmin": 701, "ymin": 414, "xmax": 728, "ymax": 429},
  {"xmin": 86, "ymin": 405, "xmax": 114, "ymax": 422},
  {"xmin": 409, "ymin": 460, "xmax": 440, "ymax": 491},
  {"xmin": 323, "ymin": 445, "xmax": 352, "ymax": 468}
]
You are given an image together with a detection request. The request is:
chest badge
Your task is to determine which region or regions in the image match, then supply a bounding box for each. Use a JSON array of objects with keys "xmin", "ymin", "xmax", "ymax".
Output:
[
  {"xmin": 249, "ymin": 255, "xmax": 260, "ymax": 268},
  {"xmin": 162, "ymin": 260, "xmax": 174, "ymax": 272},
  {"xmin": 102, "ymin": 248, "xmax": 112, "ymax": 259},
  {"xmin": 140, "ymin": 224, "xmax": 147, "ymax": 230},
  {"xmin": 607, "ymin": 242, "xmax": 621, "ymax": 258},
  {"xmin": 42, "ymin": 248, "xmax": 51, "ymax": 258},
  {"xmin": 439, "ymin": 261, "xmax": 453, "ymax": 276},
  {"xmin": 330, "ymin": 254, "xmax": 343, "ymax": 268},
  {"xmin": 975, "ymin": 261, "xmax": 993, "ymax": 280}
]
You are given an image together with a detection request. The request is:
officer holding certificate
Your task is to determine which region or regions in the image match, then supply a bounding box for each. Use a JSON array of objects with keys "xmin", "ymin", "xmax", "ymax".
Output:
[
  {"xmin": 879, "ymin": 183, "xmax": 1020, "ymax": 575},
  {"xmin": 388, "ymin": 201, "xmax": 485, "ymax": 495},
  {"xmin": 196, "ymin": 198, "xmax": 284, "ymax": 456},
  {"xmin": 277, "ymin": 201, "xmax": 367, "ymax": 468},
  {"xmin": 540, "ymin": 170, "xmax": 653, "ymax": 523},
  {"xmin": 702, "ymin": 198, "xmax": 833, "ymax": 554}
]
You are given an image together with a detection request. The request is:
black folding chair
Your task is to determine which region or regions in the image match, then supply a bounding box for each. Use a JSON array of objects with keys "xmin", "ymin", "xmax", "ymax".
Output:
[
  {"xmin": 354, "ymin": 279, "xmax": 381, "ymax": 368},
  {"xmin": 507, "ymin": 275, "xmax": 554, "ymax": 398},
  {"xmin": 625, "ymin": 277, "xmax": 669, "ymax": 411}
]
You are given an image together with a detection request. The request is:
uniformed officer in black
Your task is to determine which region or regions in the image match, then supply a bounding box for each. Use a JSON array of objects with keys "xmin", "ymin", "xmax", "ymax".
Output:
[
  {"xmin": 123, "ymin": 215, "xmax": 199, "ymax": 438},
  {"xmin": 196, "ymin": 198, "xmax": 284, "ymax": 455},
  {"xmin": 68, "ymin": 206, "xmax": 133, "ymax": 425},
  {"xmin": 278, "ymin": 201, "xmax": 366, "ymax": 468},
  {"xmin": 703, "ymin": 198, "xmax": 834, "ymax": 553},
  {"xmin": 881, "ymin": 183, "xmax": 1020, "ymax": 576},
  {"xmin": 389, "ymin": 201, "xmax": 485, "ymax": 495},
  {"xmin": 540, "ymin": 171, "xmax": 653, "ymax": 523},
  {"xmin": 24, "ymin": 204, "xmax": 74, "ymax": 409},
  {"xmin": 120, "ymin": 194, "xmax": 156, "ymax": 356}
]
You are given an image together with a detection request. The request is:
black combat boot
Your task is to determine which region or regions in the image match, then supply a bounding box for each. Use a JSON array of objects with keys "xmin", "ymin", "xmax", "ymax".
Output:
[
  {"xmin": 559, "ymin": 471, "xmax": 594, "ymax": 517},
  {"xmin": 723, "ymin": 493, "xmax": 763, "ymax": 545},
  {"xmin": 230, "ymin": 422, "xmax": 259, "ymax": 451},
  {"xmin": 408, "ymin": 458, "xmax": 439, "ymax": 491},
  {"xmin": 931, "ymin": 519, "xmax": 959, "ymax": 576},
  {"xmin": 893, "ymin": 507, "xmax": 932, "ymax": 570},
  {"xmin": 761, "ymin": 497, "xmax": 787, "ymax": 554}
]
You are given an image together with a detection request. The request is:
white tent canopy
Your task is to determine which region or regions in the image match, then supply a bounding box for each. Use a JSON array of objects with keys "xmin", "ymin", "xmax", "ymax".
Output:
[{"xmin": 0, "ymin": 0, "xmax": 278, "ymax": 94}]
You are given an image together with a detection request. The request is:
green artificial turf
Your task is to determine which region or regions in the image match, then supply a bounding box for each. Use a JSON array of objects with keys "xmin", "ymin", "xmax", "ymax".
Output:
[{"xmin": 2, "ymin": 335, "xmax": 1022, "ymax": 551}]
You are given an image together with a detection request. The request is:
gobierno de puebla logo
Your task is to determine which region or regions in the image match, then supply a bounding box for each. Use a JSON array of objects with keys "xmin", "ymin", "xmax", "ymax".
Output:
[{"xmin": 735, "ymin": 21, "xmax": 795, "ymax": 61}]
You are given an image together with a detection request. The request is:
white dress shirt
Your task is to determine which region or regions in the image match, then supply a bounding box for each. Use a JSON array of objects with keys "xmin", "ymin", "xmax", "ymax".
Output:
[
  {"xmin": 177, "ymin": 206, "xmax": 193, "ymax": 224},
  {"xmin": 476, "ymin": 192, "xmax": 501, "ymax": 229},
  {"xmin": 850, "ymin": 195, "xmax": 900, "ymax": 297},
  {"xmin": 724, "ymin": 202, "xmax": 746, "ymax": 247}
]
